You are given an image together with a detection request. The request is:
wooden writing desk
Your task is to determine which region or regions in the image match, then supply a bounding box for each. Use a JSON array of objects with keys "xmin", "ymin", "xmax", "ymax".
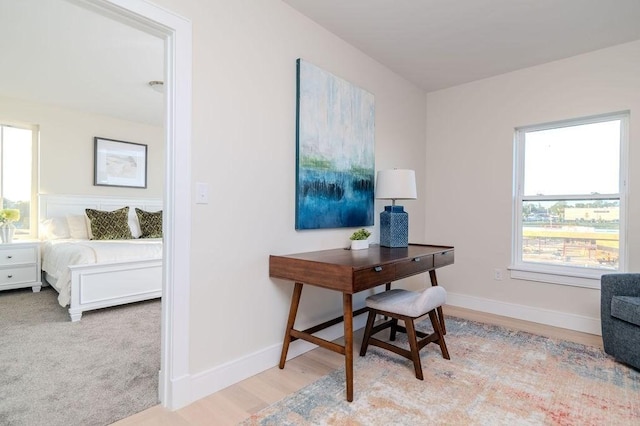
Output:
[{"xmin": 269, "ymin": 243, "xmax": 454, "ymax": 401}]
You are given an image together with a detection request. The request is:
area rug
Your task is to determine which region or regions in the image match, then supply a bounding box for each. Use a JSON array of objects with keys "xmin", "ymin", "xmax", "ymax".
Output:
[
  {"xmin": 0, "ymin": 287, "xmax": 160, "ymax": 426},
  {"xmin": 243, "ymin": 317, "xmax": 640, "ymax": 425}
]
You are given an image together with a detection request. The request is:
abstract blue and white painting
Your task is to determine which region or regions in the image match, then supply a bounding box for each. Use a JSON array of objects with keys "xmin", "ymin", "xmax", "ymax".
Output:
[{"xmin": 295, "ymin": 59, "xmax": 375, "ymax": 230}]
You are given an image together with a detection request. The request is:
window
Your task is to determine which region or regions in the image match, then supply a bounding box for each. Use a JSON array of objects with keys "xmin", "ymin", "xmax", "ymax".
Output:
[
  {"xmin": 512, "ymin": 112, "xmax": 628, "ymax": 288},
  {"xmin": 0, "ymin": 123, "xmax": 38, "ymax": 238}
]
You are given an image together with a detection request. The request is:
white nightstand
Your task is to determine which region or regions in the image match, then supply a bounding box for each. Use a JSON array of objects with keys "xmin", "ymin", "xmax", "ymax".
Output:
[{"xmin": 0, "ymin": 241, "xmax": 42, "ymax": 293}]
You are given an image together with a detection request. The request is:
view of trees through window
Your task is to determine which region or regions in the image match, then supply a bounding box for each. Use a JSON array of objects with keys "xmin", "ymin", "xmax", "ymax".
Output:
[{"xmin": 0, "ymin": 124, "xmax": 33, "ymax": 235}]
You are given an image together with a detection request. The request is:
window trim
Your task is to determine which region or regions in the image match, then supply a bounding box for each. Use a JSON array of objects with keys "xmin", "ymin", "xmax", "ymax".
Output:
[{"xmin": 511, "ymin": 111, "xmax": 628, "ymax": 288}]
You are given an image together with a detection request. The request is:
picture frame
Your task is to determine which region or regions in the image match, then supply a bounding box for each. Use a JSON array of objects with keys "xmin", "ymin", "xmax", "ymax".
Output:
[{"xmin": 94, "ymin": 137, "xmax": 148, "ymax": 188}]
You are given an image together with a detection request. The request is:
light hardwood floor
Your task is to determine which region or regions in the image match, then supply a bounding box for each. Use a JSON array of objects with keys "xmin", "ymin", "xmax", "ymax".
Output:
[{"xmin": 113, "ymin": 306, "xmax": 603, "ymax": 426}]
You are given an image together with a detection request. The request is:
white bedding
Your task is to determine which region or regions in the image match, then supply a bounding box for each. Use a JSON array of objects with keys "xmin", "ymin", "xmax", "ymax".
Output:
[{"xmin": 41, "ymin": 238, "xmax": 163, "ymax": 307}]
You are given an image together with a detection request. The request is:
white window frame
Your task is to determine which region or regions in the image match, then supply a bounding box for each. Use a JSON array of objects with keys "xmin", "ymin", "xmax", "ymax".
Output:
[
  {"xmin": 0, "ymin": 122, "xmax": 39, "ymax": 239},
  {"xmin": 510, "ymin": 112, "xmax": 628, "ymax": 289}
]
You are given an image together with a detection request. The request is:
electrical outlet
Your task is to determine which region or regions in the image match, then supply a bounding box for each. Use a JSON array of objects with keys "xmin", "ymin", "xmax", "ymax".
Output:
[{"xmin": 494, "ymin": 268, "xmax": 504, "ymax": 281}]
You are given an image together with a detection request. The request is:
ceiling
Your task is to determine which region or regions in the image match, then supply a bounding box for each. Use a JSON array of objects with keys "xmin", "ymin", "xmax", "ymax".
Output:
[
  {"xmin": 283, "ymin": 0, "xmax": 640, "ymax": 92},
  {"xmin": 0, "ymin": 0, "xmax": 164, "ymax": 126},
  {"xmin": 1, "ymin": 1, "xmax": 640, "ymax": 127}
]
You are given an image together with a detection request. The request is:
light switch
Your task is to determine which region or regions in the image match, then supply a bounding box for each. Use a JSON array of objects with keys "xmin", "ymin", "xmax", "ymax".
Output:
[{"xmin": 195, "ymin": 182, "xmax": 209, "ymax": 204}]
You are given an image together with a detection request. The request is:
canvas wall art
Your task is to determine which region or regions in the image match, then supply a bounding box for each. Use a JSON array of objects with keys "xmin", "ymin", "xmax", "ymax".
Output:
[{"xmin": 295, "ymin": 59, "xmax": 375, "ymax": 230}]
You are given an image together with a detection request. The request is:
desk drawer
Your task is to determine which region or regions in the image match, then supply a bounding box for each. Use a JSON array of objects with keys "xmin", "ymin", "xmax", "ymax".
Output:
[
  {"xmin": 434, "ymin": 250, "xmax": 454, "ymax": 268},
  {"xmin": 0, "ymin": 266, "xmax": 37, "ymax": 286},
  {"xmin": 395, "ymin": 255, "xmax": 434, "ymax": 279},
  {"xmin": 354, "ymin": 264, "xmax": 395, "ymax": 292}
]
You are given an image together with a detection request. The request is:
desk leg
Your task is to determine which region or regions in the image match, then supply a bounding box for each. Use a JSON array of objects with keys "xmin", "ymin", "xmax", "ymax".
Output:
[
  {"xmin": 343, "ymin": 293, "xmax": 354, "ymax": 402},
  {"xmin": 429, "ymin": 270, "xmax": 446, "ymax": 335},
  {"xmin": 279, "ymin": 282, "xmax": 303, "ymax": 369}
]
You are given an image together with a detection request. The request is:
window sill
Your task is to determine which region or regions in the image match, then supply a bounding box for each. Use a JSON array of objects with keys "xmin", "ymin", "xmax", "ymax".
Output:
[{"xmin": 509, "ymin": 265, "xmax": 606, "ymax": 289}]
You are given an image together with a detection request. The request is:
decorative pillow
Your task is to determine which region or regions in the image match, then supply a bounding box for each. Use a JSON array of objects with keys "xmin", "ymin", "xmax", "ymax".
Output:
[
  {"xmin": 85, "ymin": 207, "xmax": 133, "ymax": 240},
  {"xmin": 66, "ymin": 214, "xmax": 90, "ymax": 239},
  {"xmin": 135, "ymin": 208, "xmax": 162, "ymax": 238}
]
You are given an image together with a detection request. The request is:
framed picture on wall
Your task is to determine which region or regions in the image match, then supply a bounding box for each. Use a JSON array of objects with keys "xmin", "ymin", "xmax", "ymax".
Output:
[{"xmin": 94, "ymin": 137, "xmax": 148, "ymax": 188}]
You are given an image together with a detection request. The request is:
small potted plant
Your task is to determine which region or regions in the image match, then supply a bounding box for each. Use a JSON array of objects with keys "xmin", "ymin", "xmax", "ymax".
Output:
[{"xmin": 349, "ymin": 228, "xmax": 371, "ymax": 250}]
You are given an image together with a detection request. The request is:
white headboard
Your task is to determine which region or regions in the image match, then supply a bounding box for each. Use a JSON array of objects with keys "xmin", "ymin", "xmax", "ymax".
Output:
[{"xmin": 39, "ymin": 194, "xmax": 163, "ymax": 239}]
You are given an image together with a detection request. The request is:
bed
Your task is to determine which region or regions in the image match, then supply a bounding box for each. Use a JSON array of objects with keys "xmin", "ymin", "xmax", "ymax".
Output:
[{"xmin": 39, "ymin": 194, "xmax": 163, "ymax": 322}]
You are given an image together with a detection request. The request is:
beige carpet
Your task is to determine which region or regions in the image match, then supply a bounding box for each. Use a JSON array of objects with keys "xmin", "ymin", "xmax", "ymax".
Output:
[
  {"xmin": 243, "ymin": 317, "xmax": 640, "ymax": 425},
  {"xmin": 0, "ymin": 286, "xmax": 160, "ymax": 426}
]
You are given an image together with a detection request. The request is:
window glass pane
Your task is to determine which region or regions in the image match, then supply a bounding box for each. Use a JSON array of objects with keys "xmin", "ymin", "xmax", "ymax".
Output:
[
  {"xmin": 1, "ymin": 126, "xmax": 32, "ymax": 232},
  {"xmin": 521, "ymin": 199, "xmax": 619, "ymax": 270},
  {"xmin": 524, "ymin": 120, "xmax": 620, "ymax": 196}
]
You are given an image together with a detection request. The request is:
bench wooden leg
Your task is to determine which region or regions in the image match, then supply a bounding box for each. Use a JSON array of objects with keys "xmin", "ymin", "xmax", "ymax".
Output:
[
  {"xmin": 405, "ymin": 318, "xmax": 424, "ymax": 380},
  {"xmin": 389, "ymin": 318, "xmax": 399, "ymax": 341},
  {"xmin": 429, "ymin": 310, "xmax": 450, "ymax": 360}
]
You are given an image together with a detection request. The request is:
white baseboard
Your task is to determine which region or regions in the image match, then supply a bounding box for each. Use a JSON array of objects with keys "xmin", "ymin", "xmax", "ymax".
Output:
[
  {"xmin": 446, "ymin": 292, "xmax": 602, "ymax": 336},
  {"xmin": 186, "ymin": 313, "xmax": 369, "ymax": 406},
  {"xmin": 166, "ymin": 373, "xmax": 193, "ymax": 410}
]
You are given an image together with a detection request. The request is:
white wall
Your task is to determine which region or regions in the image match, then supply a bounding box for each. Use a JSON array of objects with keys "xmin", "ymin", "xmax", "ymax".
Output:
[
  {"xmin": 0, "ymin": 96, "xmax": 163, "ymax": 197},
  {"xmin": 150, "ymin": 0, "xmax": 427, "ymax": 381},
  {"xmin": 425, "ymin": 40, "xmax": 640, "ymax": 332}
]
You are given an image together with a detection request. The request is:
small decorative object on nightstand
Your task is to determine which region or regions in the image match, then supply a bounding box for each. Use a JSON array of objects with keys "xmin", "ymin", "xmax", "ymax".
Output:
[
  {"xmin": 0, "ymin": 241, "xmax": 42, "ymax": 293},
  {"xmin": 0, "ymin": 208, "xmax": 20, "ymax": 243},
  {"xmin": 375, "ymin": 169, "xmax": 417, "ymax": 248},
  {"xmin": 0, "ymin": 223, "xmax": 15, "ymax": 244}
]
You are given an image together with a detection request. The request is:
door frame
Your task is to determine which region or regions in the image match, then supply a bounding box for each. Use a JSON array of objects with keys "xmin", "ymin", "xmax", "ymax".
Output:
[{"xmin": 84, "ymin": 0, "xmax": 193, "ymax": 409}]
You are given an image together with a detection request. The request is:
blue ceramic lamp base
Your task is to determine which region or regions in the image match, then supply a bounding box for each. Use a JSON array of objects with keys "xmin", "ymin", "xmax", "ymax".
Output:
[{"xmin": 380, "ymin": 205, "xmax": 408, "ymax": 248}]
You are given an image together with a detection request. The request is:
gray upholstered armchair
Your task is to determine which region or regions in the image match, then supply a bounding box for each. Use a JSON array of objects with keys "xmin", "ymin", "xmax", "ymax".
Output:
[{"xmin": 601, "ymin": 274, "xmax": 640, "ymax": 370}]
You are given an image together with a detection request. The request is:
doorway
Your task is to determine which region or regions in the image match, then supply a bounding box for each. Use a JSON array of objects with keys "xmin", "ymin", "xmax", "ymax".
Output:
[{"xmin": 0, "ymin": 0, "xmax": 191, "ymax": 413}]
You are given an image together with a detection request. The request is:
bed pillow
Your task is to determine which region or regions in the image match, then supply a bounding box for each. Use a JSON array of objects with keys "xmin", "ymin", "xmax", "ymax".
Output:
[
  {"xmin": 135, "ymin": 208, "xmax": 162, "ymax": 238},
  {"xmin": 85, "ymin": 207, "xmax": 133, "ymax": 240},
  {"xmin": 128, "ymin": 213, "xmax": 142, "ymax": 239},
  {"xmin": 66, "ymin": 214, "xmax": 90, "ymax": 239},
  {"xmin": 40, "ymin": 217, "xmax": 71, "ymax": 240}
]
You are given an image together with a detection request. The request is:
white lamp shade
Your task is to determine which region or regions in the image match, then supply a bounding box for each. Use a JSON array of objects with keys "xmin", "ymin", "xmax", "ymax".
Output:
[{"xmin": 375, "ymin": 169, "xmax": 417, "ymax": 200}]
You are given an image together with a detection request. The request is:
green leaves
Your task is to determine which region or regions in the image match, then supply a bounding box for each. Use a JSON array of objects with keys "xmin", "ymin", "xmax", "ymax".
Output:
[{"xmin": 350, "ymin": 228, "xmax": 371, "ymax": 240}]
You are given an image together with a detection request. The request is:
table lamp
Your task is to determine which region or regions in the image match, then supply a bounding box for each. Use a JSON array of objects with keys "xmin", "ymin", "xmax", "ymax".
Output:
[{"xmin": 375, "ymin": 169, "xmax": 417, "ymax": 247}]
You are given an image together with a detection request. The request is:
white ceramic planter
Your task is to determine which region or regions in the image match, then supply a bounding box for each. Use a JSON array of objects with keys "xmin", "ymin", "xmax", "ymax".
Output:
[
  {"xmin": 0, "ymin": 223, "xmax": 15, "ymax": 243},
  {"xmin": 350, "ymin": 239, "xmax": 369, "ymax": 250}
]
